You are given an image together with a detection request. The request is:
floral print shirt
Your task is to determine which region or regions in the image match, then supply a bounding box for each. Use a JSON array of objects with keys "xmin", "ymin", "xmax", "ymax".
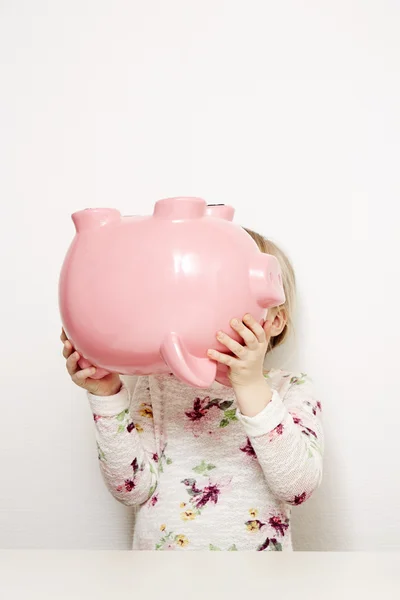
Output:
[{"xmin": 88, "ymin": 369, "xmax": 323, "ymax": 551}]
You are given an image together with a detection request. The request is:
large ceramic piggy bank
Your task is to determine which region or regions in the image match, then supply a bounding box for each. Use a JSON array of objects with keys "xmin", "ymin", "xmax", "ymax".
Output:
[{"xmin": 59, "ymin": 197, "xmax": 285, "ymax": 388}]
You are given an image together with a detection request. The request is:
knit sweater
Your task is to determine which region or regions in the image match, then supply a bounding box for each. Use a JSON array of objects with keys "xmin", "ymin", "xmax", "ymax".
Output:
[{"xmin": 88, "ymin": 369, "xmax": 323, "ymax": 551}]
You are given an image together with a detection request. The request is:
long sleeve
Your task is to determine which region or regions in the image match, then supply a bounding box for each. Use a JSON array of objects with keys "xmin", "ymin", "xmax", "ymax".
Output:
[
  {"xmin": 88, "ymin": 376, "xmax": 158, "ymax": 507},
  {"xmin": 236, "ymin": 373, "xmax": 323, "ymax": 506}
]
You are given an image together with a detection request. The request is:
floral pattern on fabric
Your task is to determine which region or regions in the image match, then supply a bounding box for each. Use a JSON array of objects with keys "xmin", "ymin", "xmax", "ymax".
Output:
[
  {"xmin": 152, "ymin": 444, "xmax": 173, "ymax": 474},
  {"xmin": 289, "ymin": 413, "xmax": 322, "ymax": 458},
  {"xmin": 181, "ymin": 477, "xmax": 220, "ymax": 513},
  {"xmin": 115, "ymin": 408, "xmax": 135, "ymax": 434},
  {"xmin": 240, "ymin": 437, "xmax": 257, "ymax": 458},
  {"xmin": 283, "ymin": 372, "xmax": 307, "ymax": 385},
  {"xmin": 179, "ymin": 461, "xmax": 231, "ymax": 519},
  {"xmin": 115, "ymin": 457, "xmax": 145, "ymax": 493},
  {"xmin": 245, "ymin": 508, "xmax": 289, "ymax": 551},
  {"xmin": 185, "ymin": 396, "xmax": 238, "ymax": 437},
  {"xmin": 96, "ymin": 442, "xmax": 106, "ymax": 462},
  {"xmin": 257, "ymin": 537, "xmax": 283, "ymax": 551},
  {"xmin": 88, "ymin": 370, "xmax": 324, "ymax": 550},
  {"xmin": 139, "ymin": 403, "xmax": 153, "ymax": 419},
  {"xmin": 156, "ymin": 526, "xmax": 189, "ymax": 550},
  {"xmin": 209, "ymin": 544, "xmax": 238, "ymax": 551},
  {"xmin": 291, "ymin": 492, "xmax": 308, "ymax": 505},
  {"xmin": 267, "ymin": 422, "xmax": 284, "ymax": 442},
  {"xmin": 245, "ymin": 514, "xmax": 289, "ymax": 536}
]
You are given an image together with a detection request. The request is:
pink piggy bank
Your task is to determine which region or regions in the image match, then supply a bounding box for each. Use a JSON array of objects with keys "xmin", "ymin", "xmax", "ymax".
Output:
[{"xmin": 59, "ymin": 197, "xmax": 285, "ymax": 388}]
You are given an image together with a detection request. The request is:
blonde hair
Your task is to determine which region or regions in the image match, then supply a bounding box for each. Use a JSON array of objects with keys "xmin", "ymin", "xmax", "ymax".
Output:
[{"xmin": 244, "ymin": 228, "xmax": 296, "ymax": 351}]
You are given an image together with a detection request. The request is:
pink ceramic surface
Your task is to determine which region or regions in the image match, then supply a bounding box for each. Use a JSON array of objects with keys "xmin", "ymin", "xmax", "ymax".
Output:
[{"xmin": 59, "ymin": 197, "xmax": 285, "ymax": 388}]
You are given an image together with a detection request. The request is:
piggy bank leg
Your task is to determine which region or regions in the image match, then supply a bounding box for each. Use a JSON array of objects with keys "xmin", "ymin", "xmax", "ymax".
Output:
[
  {"xmin": 161, "ymin": 333, "xmax": 217, "ymax": 388},
  {"xmin": 78, "ymin": 357, "xmax": 110, "ymax": 380}
]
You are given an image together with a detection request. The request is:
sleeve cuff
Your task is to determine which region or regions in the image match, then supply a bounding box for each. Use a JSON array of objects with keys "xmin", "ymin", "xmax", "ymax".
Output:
[
  {"xmin": 87, "ymin": 383, "xmax": 130, "ymax": 417},
  {"xmin": 236, "ymin": 389, "xmax": 286, "ymax": 438}
]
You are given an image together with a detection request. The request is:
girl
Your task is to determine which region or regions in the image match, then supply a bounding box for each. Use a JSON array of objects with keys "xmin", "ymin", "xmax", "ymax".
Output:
[{"xmin": 61, "ymin": 230, "xmax": 323, "ymax": 551}]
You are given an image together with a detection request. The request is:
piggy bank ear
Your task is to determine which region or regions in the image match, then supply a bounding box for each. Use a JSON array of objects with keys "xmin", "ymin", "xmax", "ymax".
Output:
[
  {"xmin": 153, "ymin": 197, "xmax": 206, "ymax": 220},
  {"xmin": 72, "ymin": 208, "xmax": 121, "ymax": 232}
]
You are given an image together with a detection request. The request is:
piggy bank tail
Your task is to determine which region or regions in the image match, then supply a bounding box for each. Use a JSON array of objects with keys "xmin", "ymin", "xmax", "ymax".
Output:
[{"xmin": 161, "ymin": 333, "xmax": 217, "ymax": 389}]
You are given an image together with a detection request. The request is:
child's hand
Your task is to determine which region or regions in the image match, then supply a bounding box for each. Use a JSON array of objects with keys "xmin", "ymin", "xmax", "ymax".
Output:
[
  {"xmin": 61, "ymin": 329, "xmax": 122, "ymax": 397},
  {"xmin": 207, "ymin": 314, "xmax": 271, "ymax": 387},
  {"xmin": 207, "ymin": 314, "xmax": 273, "ymax": 416}
]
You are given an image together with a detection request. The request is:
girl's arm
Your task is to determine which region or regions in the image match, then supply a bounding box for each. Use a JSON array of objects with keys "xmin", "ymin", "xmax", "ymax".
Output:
[
  {"xmin": 237, "ymin": 374, "xmax": 324, "ymax": 505},
  {"xmin": 88, "ymin": 376, "xmax": 159, "ymax": 507}
]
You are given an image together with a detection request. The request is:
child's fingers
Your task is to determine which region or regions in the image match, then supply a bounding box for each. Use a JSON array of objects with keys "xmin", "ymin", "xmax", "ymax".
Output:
[
  {"xmin": 66, "ymin": 351, "xmax": 81, "ymax": 376},
  {"xmin": 62, "ymin": 340, "xmax": 74, "ymax": 359},
  {"xmin": 207, "ymin": 348, "xmax": 239, "ymax": 368},
  {"xmin": 216, "ymin": 331, "xmax": 247, "ymax": 358},
  {"xmin": 260, "ymin": 319, "xmax": 273, "ymax": 347},
  {"xmin": 72, "ymin": 367, "xmax": 96, "ymax": 384},
  {"xmin": 60, "ymin": 328, "xmax": 68, "ymax": 343},
  {"xmin": 230, "ymin": 318, "xmax": 258, "ymax": 349},
  {"xmin": 242, "ymin": 314, "xmax": 266, "ymax": 343},
  {"xmin": 263, "ymin": 320, "xmax": 273, "ymax": 342}
]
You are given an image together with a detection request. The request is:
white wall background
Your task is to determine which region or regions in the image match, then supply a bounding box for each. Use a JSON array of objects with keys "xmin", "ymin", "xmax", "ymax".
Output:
[{"xmin": 1, "ymin": 0, "xmax": 399, "ymax": 550}]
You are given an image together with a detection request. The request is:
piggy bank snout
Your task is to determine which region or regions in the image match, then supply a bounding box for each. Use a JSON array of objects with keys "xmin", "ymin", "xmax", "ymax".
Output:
[{"xmin": 250, "ymin": 254, "xmax": 286, "ymax": 308}]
